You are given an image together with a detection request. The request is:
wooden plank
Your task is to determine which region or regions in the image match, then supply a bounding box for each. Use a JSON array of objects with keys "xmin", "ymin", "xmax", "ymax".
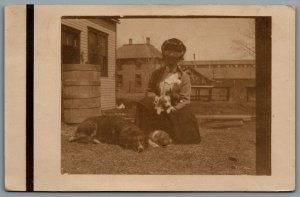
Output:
[
  {"xmin": 204, "ymin": 120, "xmax": 244, "ymax": 129},
  {"xmin": 196, "ymin": 114, "xmax": 255, "ymax": 121}
]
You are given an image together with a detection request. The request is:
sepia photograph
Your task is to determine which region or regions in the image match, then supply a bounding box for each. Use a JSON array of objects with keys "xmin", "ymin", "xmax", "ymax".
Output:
[
  {"xmin": 4, "ymin": 4, "xmax": 295, "ymax": 191},
  {"xmin": 61, "ymin": 16, "xmax": 261, "ymax": 175}
]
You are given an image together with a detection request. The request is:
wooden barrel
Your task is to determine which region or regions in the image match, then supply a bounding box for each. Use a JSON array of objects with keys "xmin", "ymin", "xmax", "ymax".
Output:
[{"xmin": 62, "ymin": 64, "xmax": 101, "ymax": 123}]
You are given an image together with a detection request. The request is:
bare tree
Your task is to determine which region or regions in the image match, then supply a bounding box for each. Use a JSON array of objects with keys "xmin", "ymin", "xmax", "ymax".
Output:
[{"xmin": 230, "ymin": 21, "xmax": 255, "ymax": 58}]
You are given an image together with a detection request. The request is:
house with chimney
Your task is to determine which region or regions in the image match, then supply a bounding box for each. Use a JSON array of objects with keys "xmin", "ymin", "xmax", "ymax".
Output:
[
  {"xmin": 181, "ymin": 60, "xmax": 256, "ymax": 101},
  {"xmin": 116, "ymin": 38, "xmax": 162, "ymax": 93}
]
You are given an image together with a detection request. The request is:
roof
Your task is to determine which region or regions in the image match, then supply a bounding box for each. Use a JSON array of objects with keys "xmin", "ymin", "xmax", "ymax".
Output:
[
  {"xmin": 62, "ymin": 16, "xmax": 120, "ymax": 23},
  {"xmin": 186, "ymin": 67, "xmax": 214, "ymax": 81},
  {"xmin": 117, "ymin": 44, "xmax": 162, "ymax": 59},
  {"xmin": 191, "ymin": 85, "xmax": 214, "ymax": 88},
  {"xmin": 181, "ymin": 59, "xmax": 255, "ymax": 66},
  {"xmin": 189, "ymin": 67, "xmax": 255, "ymax": 80}
]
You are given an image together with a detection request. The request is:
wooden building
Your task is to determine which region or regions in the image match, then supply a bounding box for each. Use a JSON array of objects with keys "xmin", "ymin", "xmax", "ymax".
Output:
[
  {"xmin": 116, "ymin": 38, "xmax": 162, "ymax": 93},
  {"xmin": 61, "ymin": 18, "xmax": 117, "ymax": 123},
  {"xmin": 181, "ymin": 60, "xmax": 256, "ymax": 102},
  {"xmin": 184, "ymin": 67, "xmax": 215, "ymax": 101},
  {"xmin": 61, "ymin": 18, "xmax": 117, "ymax": 110}
]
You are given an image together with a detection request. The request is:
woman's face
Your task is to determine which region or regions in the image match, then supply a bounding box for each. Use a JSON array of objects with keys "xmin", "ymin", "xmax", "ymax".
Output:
[{"xmin": 163, "ymin": 56, "xmax": 181, "ymax": 69}]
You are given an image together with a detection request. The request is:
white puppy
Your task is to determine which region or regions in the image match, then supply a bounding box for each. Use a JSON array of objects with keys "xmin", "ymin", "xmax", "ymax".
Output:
[
  {"xmin": 148, "ymin": 130, "xmax": 173, "ymax": 148},
  {"xmin": 154, "ymin": 95, "xmax": 176, "ymax": 115}
]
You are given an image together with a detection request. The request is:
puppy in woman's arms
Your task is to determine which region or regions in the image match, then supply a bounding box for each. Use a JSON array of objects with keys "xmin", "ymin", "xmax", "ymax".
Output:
[{"xmin": 154, "ymin": 95, "xmax": 176, "ymax": 115}]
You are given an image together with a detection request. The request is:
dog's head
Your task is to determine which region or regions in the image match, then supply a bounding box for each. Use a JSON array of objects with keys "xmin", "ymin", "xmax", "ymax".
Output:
[
  {"xmin": 158, "ymin": 95, "xmax": 172, "ymax": 108},
  {"xmin": 131, "ymin": 134, "xmax": 147, "ymax": 153},
  {"xmin": 118, "ymin": 125, "xmax": 147, "ymax": 153},
  {"xmin": 69, "ymin": 120, "xmax": 100, "ymax": 144},
  {"xmin": 149, "ymin": 130, "xmax": 172, "ymax": 147}
]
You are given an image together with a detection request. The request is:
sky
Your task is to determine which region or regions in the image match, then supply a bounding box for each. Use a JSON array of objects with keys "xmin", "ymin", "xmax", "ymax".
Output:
[{"xmin": 117, "ymin": 18, "xmax": 255, "ymax": 61}]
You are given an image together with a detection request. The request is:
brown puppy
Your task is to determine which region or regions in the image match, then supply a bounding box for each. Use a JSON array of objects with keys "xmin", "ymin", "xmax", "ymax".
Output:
[
  {"xmin": 69, "ymin": 116, "xmax": 147, "ymax": 152},
  {"xmin": 148, "ymin": 130, "xmax": 173, "ymax": 148}
]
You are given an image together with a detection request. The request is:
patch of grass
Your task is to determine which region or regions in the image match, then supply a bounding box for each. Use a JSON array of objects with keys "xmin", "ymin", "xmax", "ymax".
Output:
[
  {"xmin": 190, "ymin": 101, "xmax": 256, "ymax": 115},
  {"xmin": 61, "ymin": 121, "xmax": 255, "ymax": 175},
  {"xmin": 62, "ymin": 100, "xmax": 256, "ymax": 175}
]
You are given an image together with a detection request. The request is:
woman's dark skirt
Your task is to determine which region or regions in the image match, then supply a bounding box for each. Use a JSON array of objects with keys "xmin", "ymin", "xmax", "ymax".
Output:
[{"xmin": 135, "ymin": 97, "xmax": 201, "ymax": 144}]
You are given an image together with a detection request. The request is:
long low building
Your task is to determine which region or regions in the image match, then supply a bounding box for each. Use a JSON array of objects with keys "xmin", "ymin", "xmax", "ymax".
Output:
[{"xmin": 181, "ymin": 60, "xmax": 256, "ymax": 102}]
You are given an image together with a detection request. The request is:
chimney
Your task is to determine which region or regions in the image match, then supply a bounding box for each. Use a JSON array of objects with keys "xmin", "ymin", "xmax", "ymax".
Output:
[
  {"xmin": 146, "ymin": 37, "xmax": 150, "ymax": 45},
  {"xmin": 129, "ymin": 38, "xmax": 132, "ymax": 45}
]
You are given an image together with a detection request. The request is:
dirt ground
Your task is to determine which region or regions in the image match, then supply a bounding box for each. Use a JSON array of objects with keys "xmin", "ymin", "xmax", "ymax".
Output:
[{"xmin": 61, "ymin": 101, "xmax": 256, "ymax": 175}]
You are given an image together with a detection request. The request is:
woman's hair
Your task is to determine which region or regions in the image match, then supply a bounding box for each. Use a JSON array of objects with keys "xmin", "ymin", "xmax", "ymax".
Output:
[{"xmin": 161, "ymin": 38, "xmax": 186, "ymax": 60}]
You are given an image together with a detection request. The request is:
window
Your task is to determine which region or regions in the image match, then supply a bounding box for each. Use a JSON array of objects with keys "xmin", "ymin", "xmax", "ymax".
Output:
[
  {"xmin": 117, "ymin": 64, "xmax": 122, "ymax": 71},
  {"xmin": 117, "ymin": 75, "xmax": 123, "ymax": 87},
  {"xmin": 116, "ymin": 60, "xmax": 123, "ymax": 70},
  {"xmin": 61, "ymin": 25, "xmax": 81, "ymax": 64},
  {"xmin": 135, "ymin": 59, "xmax": 143, "ymax": 70},
  {"xmin": 88, "ymin": 27, "xmax": 108, "ymax": 77},
  {"xmin": 136, "ymin": 64, "xmax": 141, "ymax": 70},
  {"xmin": 246, "ymin": 87, "xmax": 256, "ymax": 101},
  {"xmin": 135, "ymin": 74, "xmax": 142, "ymax": 87}
]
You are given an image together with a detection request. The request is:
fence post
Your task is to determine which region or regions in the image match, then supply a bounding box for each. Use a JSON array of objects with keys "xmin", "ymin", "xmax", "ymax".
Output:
[{"xmin": 209, "ymin": 88, "xmax": 212, "ymax": 101}]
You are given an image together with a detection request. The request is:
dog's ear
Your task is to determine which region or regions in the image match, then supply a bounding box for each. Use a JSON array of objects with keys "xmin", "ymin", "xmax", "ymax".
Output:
[
  {"xmin": 157, "ymin": 97, "xmax": 162, "ymax": 105},
  {"xmin": 157, "ymin": 108, "xmax": 162, "ymax": 115}
]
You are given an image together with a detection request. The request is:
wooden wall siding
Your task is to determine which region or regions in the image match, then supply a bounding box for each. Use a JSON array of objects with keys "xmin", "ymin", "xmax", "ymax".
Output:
[
  {"xmin": 88, "ymin": 18, "xmax": 117, "ymax": 32},
  {"xmin": 61, "ymin": 19, "xmax": 116, "ymax": 110},
  {"xmin": 216, "ymin": 79, "xmax": 256, "ymax": 101}
]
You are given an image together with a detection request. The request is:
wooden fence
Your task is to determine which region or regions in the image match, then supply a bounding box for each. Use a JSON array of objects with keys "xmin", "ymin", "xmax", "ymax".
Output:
[{"xmin": 191, "ymin": 86, "xmax": 230, "ymax": 101}]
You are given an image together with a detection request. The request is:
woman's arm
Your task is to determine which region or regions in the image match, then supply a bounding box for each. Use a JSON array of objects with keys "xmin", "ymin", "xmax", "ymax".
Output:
[
  {"xmin": 173, "ymin": 72, "xmax": 191, "ymax": 110},
  {"xmin": 146, "ymin": 72, "xmax": 157, "ymax": 97},
  {"xmin": 147, "ymin": 68, "xmax": 163, "ymax": 97}
]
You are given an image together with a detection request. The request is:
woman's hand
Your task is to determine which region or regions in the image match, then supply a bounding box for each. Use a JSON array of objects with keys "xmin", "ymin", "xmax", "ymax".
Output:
[
  {"xmin": 167, "ymin": 106, "xmax": 177, "ymax": 114},
  {"xmin": 153, "ymin": 95, "xmax": 160, "ymax": 105}
]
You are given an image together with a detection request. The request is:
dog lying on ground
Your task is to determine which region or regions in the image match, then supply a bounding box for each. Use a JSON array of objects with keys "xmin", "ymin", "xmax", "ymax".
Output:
[
  {"xmin": 154, "ymin": 95, "xmax": 176, "ymax": 115},
  {"xmin": 69, "ymin": 116, "xmax": 147, "ymax": 152},
  {"xmin": 148, "ymin": 130, "xmax": 173, "ymax": 148}
]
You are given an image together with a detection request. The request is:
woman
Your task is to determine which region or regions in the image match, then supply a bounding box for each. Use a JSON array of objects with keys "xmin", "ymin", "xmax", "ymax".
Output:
[{"xmin": 135, "ymin": 38, "xmax": 201, "ymax": 144}]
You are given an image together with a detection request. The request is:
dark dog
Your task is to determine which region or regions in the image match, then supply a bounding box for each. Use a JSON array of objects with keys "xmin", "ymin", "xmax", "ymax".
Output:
[{"xmin": 69, "ymin": 116, "xmax": 147, "ymax": 152}]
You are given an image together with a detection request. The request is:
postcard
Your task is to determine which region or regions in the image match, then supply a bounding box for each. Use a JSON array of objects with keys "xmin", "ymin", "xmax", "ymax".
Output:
[{"xmin": 4, "ymin": 4, "xmax": 295, "ymax": 191}]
